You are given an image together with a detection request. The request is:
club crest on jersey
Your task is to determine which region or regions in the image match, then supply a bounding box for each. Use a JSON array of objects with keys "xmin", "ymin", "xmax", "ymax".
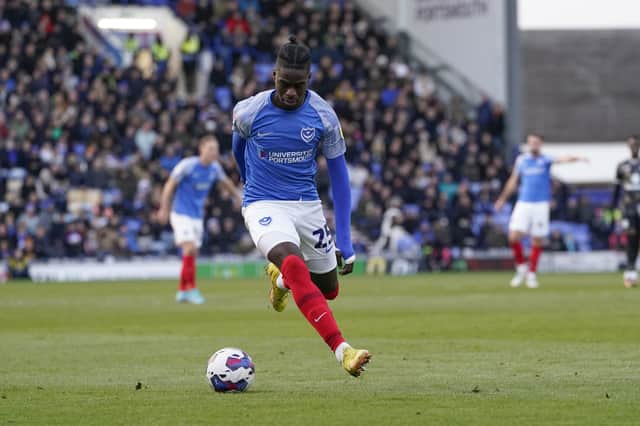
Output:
[
  {"xmin": 300, "ymin": 127, "xmax": 315, "ymax": 144},
  {"xmin": 259, "ymin": 216, "xmax": 272, "ymax": 226}
]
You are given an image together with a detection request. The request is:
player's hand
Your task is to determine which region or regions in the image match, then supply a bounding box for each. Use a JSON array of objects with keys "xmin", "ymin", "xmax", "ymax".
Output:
[
  {"xmin": 157, "ymin": 208, "xmax": 170, "ymax": 225},
  {"xmin": 335, "ymin": 249, "xmax": 355, "ymax": 276},
  {"xmin": 493, "ymin": 199, "xmax": 504, "ymax": 212}
]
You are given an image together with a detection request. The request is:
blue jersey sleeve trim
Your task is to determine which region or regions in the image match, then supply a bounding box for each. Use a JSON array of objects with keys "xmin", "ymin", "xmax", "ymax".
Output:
[
  {"xmin": 232, "ymin": 132, "xmax": 247, "ymax": 182},
  {"xmin": 327, "ymin": 155, "xmax": 354, "ymax": 259}
]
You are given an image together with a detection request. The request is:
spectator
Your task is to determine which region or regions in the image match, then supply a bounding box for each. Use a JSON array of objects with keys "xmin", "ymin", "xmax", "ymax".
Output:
[
  {"xmin": 135, "ymin": 119, "xmax": 158, "ymax": 160},
  {"xmin": 8, "ymin": 248, "xmax": 32, "ymax": 279},
  {"xmin": 180, "ymin": 30, "xmax": 201, "ymax": 95},
  {"xmin": 151, "ymin": 34, "xmax": 170, "ymax": 77},
  {"xmin": 225, "ymin": 10, "xmax": 251, "ymax": 37},
  {"xmin": 478, "ymin": 215, "xmax": 508, "ymax": 249},
  {"xmin": 123, "ymin": 33, "xmax": 139, "ymax": 57},
  {"xmin": 548, "ymin": 230, "xmax": 568, "ymax": 252}
]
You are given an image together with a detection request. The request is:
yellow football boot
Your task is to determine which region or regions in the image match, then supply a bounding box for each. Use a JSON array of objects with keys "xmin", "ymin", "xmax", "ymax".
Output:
[
  {"xmin": 266, "ymin": 263, "xmax": 289, "ymax": 312},
  {"xmin": 342, "ymin": 347, "xmax": 371, "ymax": 377}
]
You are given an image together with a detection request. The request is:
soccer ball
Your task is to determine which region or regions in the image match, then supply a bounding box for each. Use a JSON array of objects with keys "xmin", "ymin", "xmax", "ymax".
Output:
[{"xmin": 205, "ymin": 347, "xmax": 255, "ymax": 392}]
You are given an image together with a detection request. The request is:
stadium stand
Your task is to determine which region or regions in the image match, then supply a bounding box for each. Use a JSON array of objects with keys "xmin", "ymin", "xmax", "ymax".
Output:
[{"xmin": 0, "ymin": 0, "xmax": 618, "ymax": 275}]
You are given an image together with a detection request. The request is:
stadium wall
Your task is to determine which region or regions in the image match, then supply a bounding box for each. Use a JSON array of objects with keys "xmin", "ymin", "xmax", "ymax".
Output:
[
  {"xmin": 358, "ymin": 0, "xmax": 508, "ymax": 103},
  {"xmin": 521, "ymin": 29, "xmax": 640, "ymax": 141}
]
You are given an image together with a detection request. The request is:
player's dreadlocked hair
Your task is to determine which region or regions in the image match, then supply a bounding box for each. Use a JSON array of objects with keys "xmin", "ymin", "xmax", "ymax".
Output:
[{"xmin": 276, "ymin": 35, "xmax": 311, "ymax": 71}]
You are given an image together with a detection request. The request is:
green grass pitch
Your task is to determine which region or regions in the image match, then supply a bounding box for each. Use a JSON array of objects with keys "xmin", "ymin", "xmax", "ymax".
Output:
[{"xmin": 1, "ymin": 272, "xmax": 640, "ymax": 425}]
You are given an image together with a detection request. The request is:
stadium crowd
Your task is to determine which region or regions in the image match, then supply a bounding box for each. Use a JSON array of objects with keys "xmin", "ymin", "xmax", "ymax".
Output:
[{"xmin": 0, "ymin": 0, "xmax": 618, "ymax": 275}]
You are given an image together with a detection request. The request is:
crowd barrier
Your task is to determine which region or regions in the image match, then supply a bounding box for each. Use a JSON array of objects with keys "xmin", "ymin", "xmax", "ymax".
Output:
[{"xmin": 7, "ymin": 251, "xmax": 623, "ymax": 282}]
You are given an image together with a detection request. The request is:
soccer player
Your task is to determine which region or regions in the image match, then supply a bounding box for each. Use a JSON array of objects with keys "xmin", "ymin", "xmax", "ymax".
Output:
[
  {"xmin": 158, "ymin": 134, "xmax": 241, "ymax": 304},
  {"xmin": 231, "ymin": 36, "xmax": 371, "ymax": 377},
  {"xmin": 611, "ymin": 135, "xmax": 640, "ymax": 288},
  {"xmin": 494, "ymin": 133, "xmax": 586, "ymax": 288}
]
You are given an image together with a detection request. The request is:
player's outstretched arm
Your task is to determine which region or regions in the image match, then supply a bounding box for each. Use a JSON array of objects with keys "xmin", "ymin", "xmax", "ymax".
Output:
[
  {"xmin": 327, "ymin": 155, "xmax": 355, "ymax": 275},
  {"xmin": 494, "ymin": 169, "xmax": 519, "ymax": 212},
  {"xmin": 553, "ymin": 154, "xmax": 589, "ymax": 164},
  {"xmin": 158, "ymin": 176, "xmax": 178, "ymax": 224},
  {"xmin": 232, "ymin": 132, "xmax": 247, "ymax": 182}
]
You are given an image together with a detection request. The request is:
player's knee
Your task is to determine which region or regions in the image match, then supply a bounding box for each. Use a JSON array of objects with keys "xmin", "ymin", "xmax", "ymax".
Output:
[
  {"xmin": 508, "ymin": 231, "xmax": 521, "ymax": 243},
  {"xmin": 323, "ymin": 284, "xmax": 339, "ymax": 300},
  {"xmin": 268, "ymin": 242, "xmax": 303, "ymax": 268},
  {"xmin": 181, "ymin": 242, "xmax": 197, "ymax": 256}
]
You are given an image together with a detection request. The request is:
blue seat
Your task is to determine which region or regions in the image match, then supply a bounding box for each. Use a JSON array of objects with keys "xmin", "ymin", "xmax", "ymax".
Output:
[
  {"xmin": 214, "ymin": 86, "xmax": 232, "ymax": 111},
  {"xmin": 254, "ymin": 63, "xmax": 273, "ymax": 85},
  {"xmin": 125, "ymin": 218, "xmax": 142, "ymax": 233}
]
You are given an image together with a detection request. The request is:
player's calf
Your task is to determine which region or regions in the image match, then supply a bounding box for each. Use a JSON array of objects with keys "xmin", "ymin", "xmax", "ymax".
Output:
[
  {"xmin": 323, "ymin": 286, "xmax": 339, "ymax": 300},
  {"xmin": 310, "ymin": 270, "xmax": 340, "ymax": 300},
  {"xmin": 624, "ymin": 227, "xmax": 639, "ymax": 288}
]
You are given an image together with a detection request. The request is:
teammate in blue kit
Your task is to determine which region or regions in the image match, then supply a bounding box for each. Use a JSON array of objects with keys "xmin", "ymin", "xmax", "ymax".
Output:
[
  {"xmin": 158, "ymin": 134, "xmax": 241, "ymax": 304},
  {"xmin": 232, "ymin": 36, "xmax": 370, "ymax": 377},
  {"xmin": 494, "ymin": 133, "xmax": 586, "ymax": 288}
]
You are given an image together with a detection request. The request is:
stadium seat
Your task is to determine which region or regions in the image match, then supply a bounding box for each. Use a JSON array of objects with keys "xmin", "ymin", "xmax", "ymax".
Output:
[{"xmin": 214, "ymin": 87, "xmax": 233, "ymax": 111}]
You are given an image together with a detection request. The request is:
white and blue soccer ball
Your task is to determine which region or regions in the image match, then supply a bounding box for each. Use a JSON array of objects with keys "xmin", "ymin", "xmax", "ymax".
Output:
[{"xmin": 206, "ymin": 347, "xmax": 255, "ymax": 392}]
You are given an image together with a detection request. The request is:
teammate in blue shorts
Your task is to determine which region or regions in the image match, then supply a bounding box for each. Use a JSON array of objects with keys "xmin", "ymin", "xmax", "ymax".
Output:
[
  {"xmin": 494, "ymin": 133, "xmax": 586, "ymax": 288},
  {"xmin": 158, "ymin": 134, "xmax": 241, "ymax": 304},
  {"xmin": 232, "ymin": 36, "xmax": 370, "ymax": 377}
]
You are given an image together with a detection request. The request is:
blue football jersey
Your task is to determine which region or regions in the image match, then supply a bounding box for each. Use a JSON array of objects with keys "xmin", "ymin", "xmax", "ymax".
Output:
[
  {"xmin": 515, "ymin": 153, "xmax": 554, "ymax": 202},
  {"xmin": 232, "ymin": 90, "xmax": 346, "ymax": 205},
  {"xmin": 170, "ymin": 157, "xmax": 226, "ymax": 218}
]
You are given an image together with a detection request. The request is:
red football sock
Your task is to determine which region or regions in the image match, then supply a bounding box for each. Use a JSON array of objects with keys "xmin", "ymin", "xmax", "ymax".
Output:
[
  {"xmin": 510, "ymin": 241, "xmax": 525, "ymax": 265},
  {"xmin": 280, "ymin": 256, "xmax": 345, "ymax": 351},
  {"xmin": 529, "ymin": 245, "xmax": 542, "ymax": 273},
  {"xmin": 180, "ymin": 255, "xmax": 196, "ymax": 290}
]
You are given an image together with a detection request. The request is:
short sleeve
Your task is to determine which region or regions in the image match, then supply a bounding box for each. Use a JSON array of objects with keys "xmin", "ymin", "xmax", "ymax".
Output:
[
  {"xmin": 215, "ymin": 162, "xmax": 227, "ymax": 181},
  {"xmin": 308, "ymin": 91, "xmax": 347, "ymax": 160},
  {"xmin": 320, "ymin": 108, "xmax": 346, "ymax": 159},
  {"xmin": 545, "ymin": 155, "xmax": 555, "ymax": 169},
  {"xmin": 513, "ymin": 155, "xmax": 523, "ymax": 176},
  {"xmin": 170, "ymin": 158, "xmax": 194, "ymax": 182},
  {"xmin": 232, "ymin": 102, "xmax": 251, "ymax": 139},
  {"xmin": 232, "ymin": 91, "xmax": 271, "ymax": 139}
]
